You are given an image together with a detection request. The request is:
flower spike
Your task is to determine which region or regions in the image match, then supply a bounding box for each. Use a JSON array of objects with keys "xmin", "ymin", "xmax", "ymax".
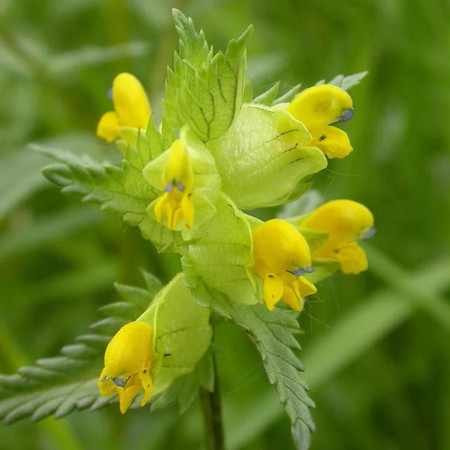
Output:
[
  {"xmin": 98, "ymin": 321, "xmax": 154, "ymax": 414},
  {"xmin": 287, "ymin": 84, "xmax": 354, "ymax": 159},
  {"xmin": 97, "ymin": 73, "xmax": 151, "ymax": 144},
  {"xmin": 154, "ymin": 140, "xmax": 194, "ymax": 230},
  {"xmin": 253, "ymin": 219, "xmax": 317, "ymax": 311},
  {"xmin": 301, "ymin": 199, "xmax": 374, "ymax": 274}
]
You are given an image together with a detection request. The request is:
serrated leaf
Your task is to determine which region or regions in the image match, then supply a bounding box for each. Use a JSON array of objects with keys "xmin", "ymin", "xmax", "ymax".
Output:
[
  {"xmin": 140, "ymin": 269, "xmax": 164, "ymax": 297},
  {"xmin": 315, "ymin": 71, "xmax": 368, "ymax": 91},
  {"xmin": 273, "ymin": 83, "xmax": 302, "ymax": 105},
  {"xmin": 98, "ymin": 301, "xmax": 135, "ymax": 320},
  {"xmin": 0, "ymin": 380, "xmax": 102, "ymax": 425},
  {"xmin": 114, "ymin": 283, "xmax": 153, "ymax": 313},
  {"xmin": 204, "ymin": 290, "xmax": 315, "ymax": 450},
  {"xmin": 164, "ymin": 10, "xmax": 252, "ymax": 142},
  {"xmin": 253, "ymin": 82, "xmax": 280, "ymax": 106},
  {"xmin": 37, "ymin": 145, "xmax": 184, "ymax": 252}
]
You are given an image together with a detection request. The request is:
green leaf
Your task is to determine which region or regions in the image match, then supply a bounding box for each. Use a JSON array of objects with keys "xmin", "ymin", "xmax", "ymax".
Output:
[
  {"xmin": 163, "ymin": 10, "xmax": 252, "ymax": 142},
  {"xmin": 253, "ymin": 81, "xmax": 280, "ymax": 106},
  {"xmin": 315, "ymin": 71, "xmax": 368, "ymax": 91},
  {"xmin": 207, "ymin": 104, "xmax": 327, "ymax": 209},
  {"xmin": 273, "ymin": 83, "xmax": 302, "ymax": 105},
  {"xmin": 0, "ymin": 380, "xmax": 105, "ymax": 425},
  {"xmin": 36, "ymin": 145, "xmax": 183, "ymax": 252},
  {"xmin": 207, "ymin": 293, "xmax": 315, "ymax": 450}
]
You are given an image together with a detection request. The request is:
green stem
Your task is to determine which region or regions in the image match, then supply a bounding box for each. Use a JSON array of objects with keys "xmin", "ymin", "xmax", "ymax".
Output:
[{"xmin": 200, "ymin": 351, "xmax": 224, "ymax": 450}]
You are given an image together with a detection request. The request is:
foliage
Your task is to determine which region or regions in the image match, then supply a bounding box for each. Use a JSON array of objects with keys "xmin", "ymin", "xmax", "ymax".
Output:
[{"xmin": 0, "ymin": 1, "xmax": 448, "ymax": 450}]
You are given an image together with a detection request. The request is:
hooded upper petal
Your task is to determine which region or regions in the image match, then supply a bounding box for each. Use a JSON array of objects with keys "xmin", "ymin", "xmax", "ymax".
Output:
[{"xmin": 287, "ymin": 85, "xmax": 353, "ymax": 138}]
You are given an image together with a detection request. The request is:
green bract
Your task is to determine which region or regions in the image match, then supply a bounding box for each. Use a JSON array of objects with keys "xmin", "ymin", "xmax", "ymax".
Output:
[
  {"xmin": 164, "ymin": 10, "xmax": 251, "ymax": 142},
  {"xmin": 183, "ymin": 194, "xmax": 260, "ymax": 305},
  {"xmin": 207, "ymin": 105, "xmax": 327, "ymax": 209},
  {"xmin": 139, "ymin": 273, "xmax": 212, "ymax": 395}
]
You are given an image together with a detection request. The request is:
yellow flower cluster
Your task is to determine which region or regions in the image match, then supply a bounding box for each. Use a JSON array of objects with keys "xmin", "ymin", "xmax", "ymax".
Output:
[{"xmin": 251, "ymin": 200, "xmax": 374, "ymax": 311}]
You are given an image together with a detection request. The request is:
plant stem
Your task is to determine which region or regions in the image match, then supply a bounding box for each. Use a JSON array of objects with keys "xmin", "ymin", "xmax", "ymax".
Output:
[{"xmin": 200, "ymin": 351, "xmax": 225, "ymax": 450}]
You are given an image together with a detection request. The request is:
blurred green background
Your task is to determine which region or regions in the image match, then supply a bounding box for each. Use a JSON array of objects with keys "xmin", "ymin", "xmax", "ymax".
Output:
[{"xmin": 1, "ymin": 0, "xmax": 449, "ymax": 449}]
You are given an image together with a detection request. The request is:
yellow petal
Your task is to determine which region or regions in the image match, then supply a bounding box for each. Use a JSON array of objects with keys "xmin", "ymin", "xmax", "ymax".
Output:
[
  {"xmin": 181, "ymin": 193, "xmax": 194, "ymax": 229},
  {"xmin": 281, "ymin": 286, "xmax": 302, "ymax": 311},
  {"xmin": 335, "ymin": 242, "xmax": 368, "ymax": 274},
  {"xmin": 118, "ymin": 375, "xmax": 142, "ymax": 414},
  {"xmin": 164, "ymin": 140, "xmax": 193, "ymax": 190},
  {"xmin": 97, "ymin": 111, "xmax": 120, "ymax": 142},
  {"xmin": 154, "ymin": 194, "xmax": 166, "ymax": 224},
  {"xmin": 287, "ymin": 85, "xmax": 353, "ymax": 138},
  {"xmin": 253, "ymin": 219, "xmax": 311, "ymax": 277},
  {"xmin": 112, "ymin": 73, "xmax": 151, "ymax": 130},
  {"xmin": 98, "ymin": 368, "xmax": 116, "ymax": 397},
  {"xmin": 139, "ymin": 370, "xmax": 154, "ymax": 407},
  {"xmin": 301, "ymin": 200, "xmax": 374, "ymax": 244},
  {"xmin": 153, "ymin": 189, "xmax": 192, "ymax": 230},
  {"xmin": 310, "ymin": 126, "xmax": 353, "ymax": 159},
  {"xmin": 263, "ymin": 273, "xmax": 284, "ymax": 310},
  {"xmin": 296, "ymin": 276, "xmax": 317, "ymax": 297},
  {"xmin": 104, "ymin": 322, "xmax": 153, "ymax": 376}
]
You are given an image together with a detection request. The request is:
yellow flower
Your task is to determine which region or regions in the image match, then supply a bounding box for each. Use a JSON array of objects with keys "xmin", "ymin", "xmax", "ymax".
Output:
[
  {"xmin": 98, "ymin": 321, "xmax": 154, "ymax": 414},
  {"xmin": 252, "ymin": 219, "xmax": 317, "ymax": 311},
  {"xmin": 97, "ymin": 73, "xmax": 151, "ymax": 143},
  {"xmin": 286, "ymin": 84, "xmax": 354, "ymax": 159},
  {"xmin": 301, "ymin": 199, "xmax": 375, "ymax": 274},
  {"xmin": 154, "ymin": 140, "xmax": 194, "ymax": 230}
]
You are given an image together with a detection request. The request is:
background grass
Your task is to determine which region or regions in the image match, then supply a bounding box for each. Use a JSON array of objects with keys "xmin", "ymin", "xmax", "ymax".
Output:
[{"xmin": 0, "ymin": 0, "xmax": 449, "ymax": 449}]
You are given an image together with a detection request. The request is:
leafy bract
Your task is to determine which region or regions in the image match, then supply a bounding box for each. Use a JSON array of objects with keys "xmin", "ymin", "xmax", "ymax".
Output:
[
  {"xmin": 163, "ymin": 9, "xmax": 252, "ymax": 142},
  {"xmin": 183, "ymin": 194, "xmax": 260, "ymax": 305},
  {"xmin": 138, "ymin": 273, "xmax": 212, "ymax": 395},
  {"xmin": 207, "ymin": 105, "xmax": 327, "ymax": 209}
]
